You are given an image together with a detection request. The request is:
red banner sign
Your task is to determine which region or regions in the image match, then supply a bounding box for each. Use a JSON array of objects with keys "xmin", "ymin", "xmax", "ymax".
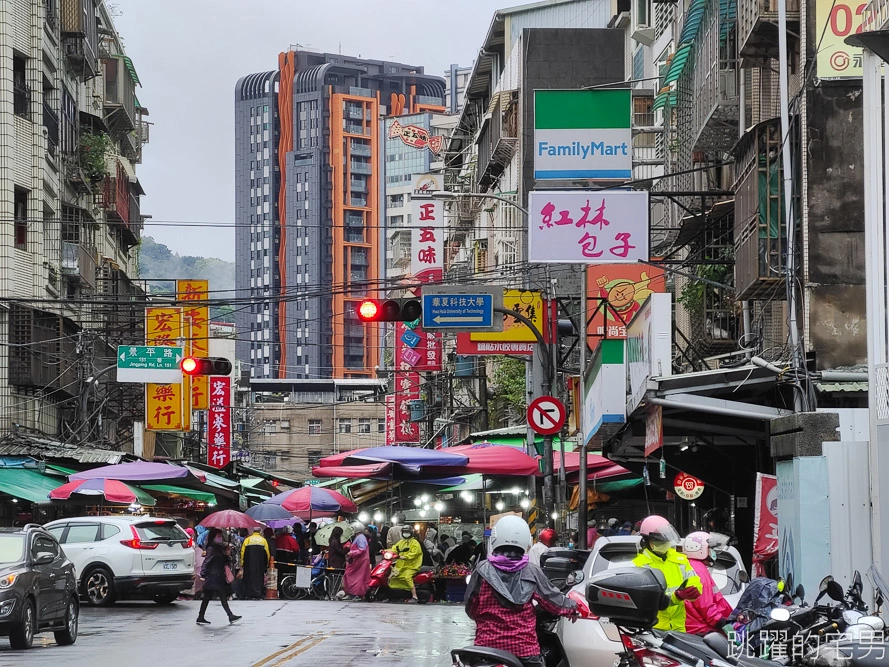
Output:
[
  {"xmin": 385, "ymin": 394, "xmax": 396, "ymax": 446},
  {"xmin": 394, "ymin": 323, "xmax": 420, "ymax": 443},
  {"xmin": 753, "ymin": 473, "xmax": 779, "ymax": 576},
  {"xmin": 207, "ymin": 376, "xmax": 231, "ymax": 469},
  {"xmin": 389, "ymin": 119, "xmax": 443, "ymax": 154}
]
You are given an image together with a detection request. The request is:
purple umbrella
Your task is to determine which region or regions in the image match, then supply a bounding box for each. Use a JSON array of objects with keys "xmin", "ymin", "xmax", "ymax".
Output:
[
  {"xmin": 69, "ymin": 461, "xmax": 207, "ymax": 484},
  {"xmin": 338, "ymin": 446, "xmax": 469, "ymax": 469}
]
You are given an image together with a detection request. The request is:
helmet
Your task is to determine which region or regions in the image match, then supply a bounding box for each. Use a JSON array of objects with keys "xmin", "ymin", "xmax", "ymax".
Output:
[
  {"xmin": 539, "ymin": 528, "xmax": 557, "ymax": 547},
  {"xmin": 490, "ymin": 515, "xmax": 533, "ymax": 554},
  {"xmin": 683, "ymin": 531, "xmax": 711, "ymax": 561},
  {"xmin": 351, "ymin": 521, "xmax": 366, "ymax": 533},
  {"xmin": 639, "ymin": 515, "xmax": 681, "ymax": 554}
]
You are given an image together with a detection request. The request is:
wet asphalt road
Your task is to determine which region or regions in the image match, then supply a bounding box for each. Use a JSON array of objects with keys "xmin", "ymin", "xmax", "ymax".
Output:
[{"xmin": 2, "ymin": 598, "xmax": 475, "ymax": 667}]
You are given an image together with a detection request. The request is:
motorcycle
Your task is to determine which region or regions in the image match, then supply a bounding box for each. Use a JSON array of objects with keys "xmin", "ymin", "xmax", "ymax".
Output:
[{"xmin": 365, "ymin": 549, "xmax": 434, "ymax": 603}]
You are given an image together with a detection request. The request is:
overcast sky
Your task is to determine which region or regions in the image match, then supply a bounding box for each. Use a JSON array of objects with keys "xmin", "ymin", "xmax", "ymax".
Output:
[{"xmin": 113, "ymin": 0, "xmax": 513, "ymax": 261}]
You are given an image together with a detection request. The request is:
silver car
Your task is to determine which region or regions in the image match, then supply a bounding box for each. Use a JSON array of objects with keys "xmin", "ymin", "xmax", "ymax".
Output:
[{"xmin": 557, "ymin": 536, "xmax": 748, "ymax": 666}]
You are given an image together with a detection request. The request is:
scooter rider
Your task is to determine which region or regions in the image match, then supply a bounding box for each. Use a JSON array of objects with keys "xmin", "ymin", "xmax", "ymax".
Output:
[
  {"xmin": 633, "ymin": 515, "xmax": 703, "ymax": 631},
  {"xmin": 390, "ymin": 525, "xmax": 423, "ymax": 602},
  {"xmin": 465, "ymin": 516, "xmax": 578, "ymax": 667},
  {"xmin": 682, "ymin": 531, "xmax": 733, "ymax": 636}
]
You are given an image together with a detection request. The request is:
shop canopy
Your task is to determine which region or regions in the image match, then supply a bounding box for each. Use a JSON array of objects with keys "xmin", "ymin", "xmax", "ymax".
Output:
[
  {"xmin": 312, "ymin": 462, "xmax": 393, "ymax": 479},
  {"xmin": 0, "ymin": 468, "xmax": 63, "ymax": 504},
  {"xmin": 70, "ymin": 461, "xmax": 207, "ymax": 484},
  {"xmin": 436, "ymin": 443, "xmax": 540, "ymax": 476},
  {"xmin": 318, "ymin": 446, "xmax": 469, "ymax": 469},
  {"xmin": 141, "ymin": 485, "xmax": 216, "ymax": 504},
  {"xmin": 569, "ymin": 463, "xmax": 632, "ymax": 482},
  {"xmin": 553, "ymin": 452, "xmax": 616, "ymax": 473}
]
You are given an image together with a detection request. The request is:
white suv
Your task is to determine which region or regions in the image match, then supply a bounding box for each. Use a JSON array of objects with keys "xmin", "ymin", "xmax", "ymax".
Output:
[{"xmin": 43, "ymin": 516, "xmax": 195, "ymax": 606}]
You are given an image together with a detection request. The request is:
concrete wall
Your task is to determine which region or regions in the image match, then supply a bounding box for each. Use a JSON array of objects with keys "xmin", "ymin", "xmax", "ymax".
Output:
[{"xmin": 806, "ymin": 83, "xmax": 866, "ymax": 369}]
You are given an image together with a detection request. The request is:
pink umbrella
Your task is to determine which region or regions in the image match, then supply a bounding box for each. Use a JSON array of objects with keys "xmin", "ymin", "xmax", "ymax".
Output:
[
  {"xmin": 50, "ymin": 478, "xmax": 138, "ymax": 504},
  {"xmin": 199, "ymin": 509, "xmax": 264, "ymax": 530},
  {"xmin": 266, "ymin": 486, "xmax": 358, "ymax": 514},
  {"xmin": 436, "ymin": 443, "xmax": 541, "ymax": 476},
  {"xmin": 70, "ymin": 461, "xmax": 207, "ymax": 484},
  {"xmin": 553, "ymin": 451, "xmax": 614, "ymax": 473}
]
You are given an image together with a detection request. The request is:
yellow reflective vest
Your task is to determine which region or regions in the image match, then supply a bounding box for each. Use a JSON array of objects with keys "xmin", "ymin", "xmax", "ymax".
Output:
[{"xmin": 632, "ymin": 547, "xmax": 703, "ymax": 631}]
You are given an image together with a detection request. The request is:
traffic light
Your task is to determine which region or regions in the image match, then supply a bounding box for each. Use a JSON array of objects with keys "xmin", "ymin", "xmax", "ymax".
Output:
[
  {"xmin": 180, "ymin": 356, "xmax": 233, "ymax": 376},
  {"xmin": 355, "ymin": 298, "xmax": 421, "ymax": 322}
]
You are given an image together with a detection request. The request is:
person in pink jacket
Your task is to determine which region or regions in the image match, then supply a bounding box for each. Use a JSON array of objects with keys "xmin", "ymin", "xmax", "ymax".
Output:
[{"xmin": 682, "ymin": 532, "xmax": 734, "ymax": 635}]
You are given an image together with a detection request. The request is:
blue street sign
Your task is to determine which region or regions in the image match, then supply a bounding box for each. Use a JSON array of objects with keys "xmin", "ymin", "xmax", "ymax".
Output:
[
  {"xmin": 401, "ymin": 329, "xmax": 421, "ymax": 348},
  {"xmin": 422, "ymin": 293, "xmax": 495, "ymax": 329}
]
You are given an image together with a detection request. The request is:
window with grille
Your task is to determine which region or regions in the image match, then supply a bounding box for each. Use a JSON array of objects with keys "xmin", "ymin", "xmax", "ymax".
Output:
[
  {"xmin": 338, "ymin": 418, "xmax": 352, "ymax": 434},
  {"xmin": 358, "ymin": 418, "xmax": 371, "ymax": 434},
  {"xmin": 308, "ymin": 449, "xmax": 322, "ymax": 468},
  {"xmin": 633, "ymin": 97, "xmax": 656, "ymax": 148},
  {"xmin": 308, "ymin": 419, "xmax": 322, "ymax": 435},
  {"xmin": 14, "ymin": 189, "xmax": 28, "ymax": 250}
]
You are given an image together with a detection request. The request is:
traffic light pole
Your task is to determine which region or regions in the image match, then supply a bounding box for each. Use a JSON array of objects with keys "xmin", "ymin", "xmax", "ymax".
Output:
[{"xmin": 494, "ymin": 306, "xmax": 556, "ymax": 528}]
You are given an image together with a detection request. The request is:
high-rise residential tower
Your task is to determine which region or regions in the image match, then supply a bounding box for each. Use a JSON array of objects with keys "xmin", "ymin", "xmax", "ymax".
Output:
[{"xmin": 234, "ymin": 50, "xmax": 445, "ymax": 380}]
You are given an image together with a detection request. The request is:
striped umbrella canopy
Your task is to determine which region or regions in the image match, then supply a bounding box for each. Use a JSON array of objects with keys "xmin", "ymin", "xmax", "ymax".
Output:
[
  {"xmin": 265, "ymin": 486, "xmax": 357, "ymax": 514},
  {"xmin": 49, "ymin": 478, "xmax": 154, "ymax": 505}
]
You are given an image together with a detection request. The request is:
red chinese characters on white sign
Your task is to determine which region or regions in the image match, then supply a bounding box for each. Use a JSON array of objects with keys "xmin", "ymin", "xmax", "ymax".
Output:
[
  {"xmin": 528, "ymin": 190, "xmax": 649, "ymax": 264},
  {"xmin": 207, "ymin": 376, "xmax": 231, "ymax": 469},
  {"xmin": 411, "ymin": 175, "xmax": 444, "ymax": 284}
]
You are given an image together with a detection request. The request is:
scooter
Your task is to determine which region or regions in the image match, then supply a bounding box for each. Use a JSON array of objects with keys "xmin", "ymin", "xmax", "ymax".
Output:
[{"xmin": 365, "ymin": 549, "xmax": 434, "ymax": 603}]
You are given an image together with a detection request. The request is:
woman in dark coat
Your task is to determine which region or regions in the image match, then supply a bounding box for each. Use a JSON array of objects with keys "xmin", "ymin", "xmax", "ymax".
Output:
[
  {"xmin": 327, "ymin": 526, "xmax": 348, "ymax": 570},
  {"xmin": 197, "ymin": 528, "xmax": 241, "ymax": 625}
]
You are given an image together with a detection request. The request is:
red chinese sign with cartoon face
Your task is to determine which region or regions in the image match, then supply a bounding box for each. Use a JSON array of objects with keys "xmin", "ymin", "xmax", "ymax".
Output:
[
  {"xmin": 207, "ymin": 376, "xmax": 231, "ymax": 469},
  {"xmin": 528, "ymin": 191, "xmax": 649, "ymax": 264},
  {"xmin": 394, "ymin": 323, "xmax": 421, "ymax": 444},
  {"xmin": 388, "ymin": 120, "xmax": 443, "ymax": 155}
]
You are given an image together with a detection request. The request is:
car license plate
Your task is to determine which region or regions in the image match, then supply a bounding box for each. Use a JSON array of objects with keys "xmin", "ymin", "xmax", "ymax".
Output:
[{"xmin": 163, "ymin": 562, "xmax": 178, "ymax": 570}]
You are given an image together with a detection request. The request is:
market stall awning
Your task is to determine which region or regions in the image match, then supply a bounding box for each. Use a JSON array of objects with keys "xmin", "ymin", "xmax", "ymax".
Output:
[
  {"xmin": 312, "ymin": 463, "xmax": 393, "ymax": 479},
  {"xmin": 553, "ymin": 452, "xmax": 615, "ymax": 473},
  {"xmin": 439, "ymin": 443, "xmax": 540, "ymax": 476},
  {"xmin": 0, "ymin": 468, "xmax": 62, "ymax": 504},
  {"xmin": 70, "ymin": 461, "xmax": 207, "ymax": 484},
  {"xmin": 319, "ymin": 446, "xmax": 469, "ymax": 469},
  {"xmin": 141, "ymin": 485, "xmax": 216, "ymax": 504}
]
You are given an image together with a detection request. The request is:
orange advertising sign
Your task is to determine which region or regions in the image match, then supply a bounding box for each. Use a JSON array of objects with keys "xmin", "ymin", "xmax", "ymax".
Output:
[
  {"xmin": 145, "ymin": 307, "xmax": 184, "ymax": 347},
  {"xmin": 177, "ymin": 280, "xmax": 210, "ymax": 410},
  {"xmin": 586, "ymin": 263, "xmax": 666, "ymax": 342},
  {"xmin": 145, "ymin": 381, "xmax": 187, "ymax": 431}
]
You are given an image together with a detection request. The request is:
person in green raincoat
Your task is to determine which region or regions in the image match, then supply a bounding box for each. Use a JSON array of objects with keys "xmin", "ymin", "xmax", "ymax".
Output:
[{"xmin": 390, "ymin": 525, "xmax": 423, "ymax": 602}]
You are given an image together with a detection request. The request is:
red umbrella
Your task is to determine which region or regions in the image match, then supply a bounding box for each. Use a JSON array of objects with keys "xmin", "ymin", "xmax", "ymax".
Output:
[
  {"xmin": 442, "ymin": 443, "xmax": 541, "ymax": 476},
  {"xmin": 553, "ymin": 451, "xmax": 614, "ymax": 473},
  {"xmin": 49, "ymin": 478, "xmax": 139, "ymax": 504},
  {"xmin": 199, "ymin": 509, "xmax": 264, "ymax": 530},
  {"xmin": 317, "ymin": 449, "xmax": 369, "ymax": 468},
  {"xmin": 266, "ymin": 486, "xmax": 358, "ymax": 514}
]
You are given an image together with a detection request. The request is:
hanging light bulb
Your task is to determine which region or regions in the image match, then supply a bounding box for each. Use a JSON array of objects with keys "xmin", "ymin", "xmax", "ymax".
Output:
[
  {"xmin": 520, "ymin": 498, "xmax": 530, "ymax": 509},
  {"xmin": 413, "ymin": 498, "xmax": 422, "ymax": 507},
  {"xmin": 358, "ymin": 512, "xmax": 369, "ymax": 523},
  {"xmin": 434, "ymin": 502, "xmax": 444, "ymax": 512},
  {"xmin": 495, "ymin": 500, "xmax": 505, "ymax": 511},
  {"xmin": 551, "ymin": 511, "xmax": 559, "ymax": 520},
  {"xmin": 420, "ymin": 494, "xmax": 429, "ymax": 503},
  {"xmin": 373, "ymin": 512, "xmax": 383, "ymax": 523}
]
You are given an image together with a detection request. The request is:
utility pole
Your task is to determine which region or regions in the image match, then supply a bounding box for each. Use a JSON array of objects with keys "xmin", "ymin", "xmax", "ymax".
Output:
[{"xmin": 578, "ymin": 274, "xmax": 589, "ymax": 549}]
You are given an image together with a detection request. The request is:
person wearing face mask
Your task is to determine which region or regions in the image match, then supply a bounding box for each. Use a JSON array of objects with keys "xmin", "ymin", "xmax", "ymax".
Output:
[
  {"xmin": 632, "ymin": 515, "xmax": 702, "ymax": 631},
  {"xmin": 682, "ymin": 532, "xmax": 733, "ymax": 635},
  {"xmin": 390, "ymin": 525, "xmax": 423, "ymax": 602},
  {"xmin": 196, "ymin": 528, "xmax": 241, "ymax": 625}
]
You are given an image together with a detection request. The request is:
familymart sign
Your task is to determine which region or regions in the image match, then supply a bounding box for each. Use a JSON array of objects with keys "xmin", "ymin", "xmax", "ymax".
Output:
[{"xmin": 534, "ymin": 89, "xmax": 632, "ymax": 180}]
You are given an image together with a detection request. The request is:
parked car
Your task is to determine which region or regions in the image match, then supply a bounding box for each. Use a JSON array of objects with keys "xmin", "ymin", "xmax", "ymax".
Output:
[
  {"xmin": 556, "ymin": 535, "xmax": 749, "ymax": 666},
  {"xmin": 43, "ymin": 516, "xmax": 194, "ymax": 606},
  {"xmin": 0, "ymin": 524, "xmax": 78, "ymax": 649}
]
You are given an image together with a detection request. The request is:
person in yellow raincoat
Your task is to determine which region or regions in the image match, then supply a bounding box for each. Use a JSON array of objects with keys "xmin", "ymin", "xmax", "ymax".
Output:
[
  {"xmin": 390, "ymin": 525, "xmax": 423, "ymax": 602},
  {"xmin": 632, "ymin": 515, "xmax": 703, "ymax": 631}
]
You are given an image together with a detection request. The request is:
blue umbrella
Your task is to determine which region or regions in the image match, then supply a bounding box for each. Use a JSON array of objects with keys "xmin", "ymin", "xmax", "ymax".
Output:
[{"xmin": 245, "ymin": 503, "xmax": 292, "ymax": 521}]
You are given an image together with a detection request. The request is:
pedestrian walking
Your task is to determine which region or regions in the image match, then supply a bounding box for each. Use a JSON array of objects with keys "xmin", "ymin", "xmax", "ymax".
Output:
[
  {"xmin": 240, "ymin": 526, "xmax": 270, "ymax": 599},
  {"xmin": 343, "ymin": 522, "xmax": 371, "ymax": 599},
  {"xmin": 327, "ymin": 526, "xmax": 348, "ymax": 570},
  {"xmin": 196, "ymin": 528, "xmax": 242, "ymax": 625}
]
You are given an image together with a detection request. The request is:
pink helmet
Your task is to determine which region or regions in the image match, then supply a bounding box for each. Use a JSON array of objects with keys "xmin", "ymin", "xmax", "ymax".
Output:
[
  {"xmin": 683, "ymin": 531, "xmax": 710, "ymax": 560},
  {"xmin": 639, "ymin": 515, "xmax": 680, "ymax": 545}
]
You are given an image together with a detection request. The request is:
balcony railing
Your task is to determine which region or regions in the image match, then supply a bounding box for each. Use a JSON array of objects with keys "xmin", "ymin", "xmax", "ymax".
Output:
[
  {"xmin": 14, "ymin": 84, "xmax": 30, "ymax": 119},
  {"xmin": 733, "ymin": 119, "xmax": 791, "ymax": 300},
  {"xmin": 103, "ymin": 56, "xmax": 136, "ymax": 137},
  {"xmin": 61, "ymin": 241, "xmax": 97, "ymax": 287},
  {"xmin": 43, "ymin": 102, "xmax": 59, "ymax": 155},
  {"xmin": 350, "ymin": 178, "xmax": 368, "ymax": 193},
  {"xmin": 738, "ymin": 0, "xmax": 799, "ymax": 66},
  {"xmin": 350, "ymin": 142, "xmax": 371, "ymax": 157},
  {"xmin": 350, "ymin": 161, "xmax": 372, "ymax": 175},
  {"xmin": 60, "ymin": 0, "xmax": 98, "ymax": 79},
  {"xmin": 477, "ymin": 91, "xmax": 518, "ymax": 192}
]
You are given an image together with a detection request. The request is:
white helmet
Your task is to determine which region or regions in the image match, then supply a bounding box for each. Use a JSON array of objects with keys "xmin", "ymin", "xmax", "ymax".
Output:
[
  {"xmin": 490, "ymin": 515, "xmax": 532, "ymax": 554},
  {"xmin": 351, "ymin": 521, "xmax": 366, "ymax": 533}
]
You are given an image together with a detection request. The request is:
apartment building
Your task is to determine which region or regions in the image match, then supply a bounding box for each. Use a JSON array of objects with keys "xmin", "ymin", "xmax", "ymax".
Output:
[
  {"xmin": 0, "ymin": 0, "xmax": 147, "ymax": 444},
  {"xmin": 234, "ymin": 50, "xmax": 446, "ymax": 381}
]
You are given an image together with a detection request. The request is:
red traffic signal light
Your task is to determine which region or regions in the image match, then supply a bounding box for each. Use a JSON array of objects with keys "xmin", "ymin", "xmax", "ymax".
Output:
[
  {"xmin": 355, "ymin": 298, "xmax": 421, "ymax": 323},
  {"xmin": 179, "ymin": 357, "xmax": 233, "ymax": 376}
]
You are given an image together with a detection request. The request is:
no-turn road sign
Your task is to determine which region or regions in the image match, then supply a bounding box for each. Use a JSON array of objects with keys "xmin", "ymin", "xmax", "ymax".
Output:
[{"xmin": 527, "ymin": 396, "xmax": 566, "ymax": 436}]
